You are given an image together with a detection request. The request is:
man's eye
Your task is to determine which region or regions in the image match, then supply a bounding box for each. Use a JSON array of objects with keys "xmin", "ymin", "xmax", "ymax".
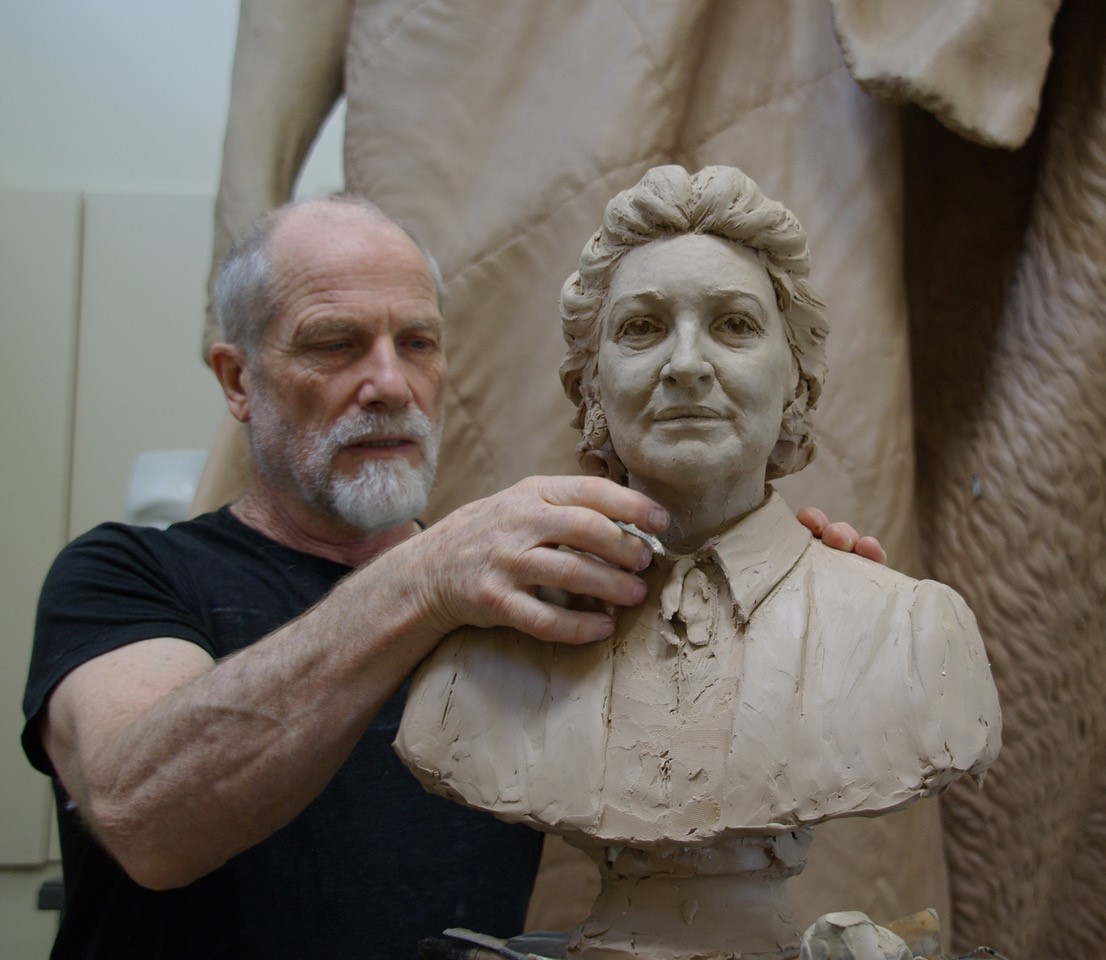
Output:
[
  {"xmin": 405, "ymin": 337, "xmax": 437, "ymax": 351},
  {"xmin": 321, "ymin": 341, "xmax": 351, "ymax": 353}
]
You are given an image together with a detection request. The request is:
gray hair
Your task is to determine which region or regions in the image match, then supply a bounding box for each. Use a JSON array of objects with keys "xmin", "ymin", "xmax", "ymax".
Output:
[
  {"xmin": 559, "ymin": 165, "xmax": 829, "ymax": 482},
  {"xmin": 214, "ymin": 195, "xmax": 444, "ymax": 364}
]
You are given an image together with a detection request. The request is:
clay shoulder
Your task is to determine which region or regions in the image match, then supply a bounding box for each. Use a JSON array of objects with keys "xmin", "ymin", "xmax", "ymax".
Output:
[
  {"xmin": 408, "ymin": 621, "xmax": 608, "ymax": 698},
  {"xmin": 792, "ymin": 540, "xmax": 990, "ymax": 690},
  {"xmin": 798, "ymin": 538, "xmax": 972, "ymax": 611}
]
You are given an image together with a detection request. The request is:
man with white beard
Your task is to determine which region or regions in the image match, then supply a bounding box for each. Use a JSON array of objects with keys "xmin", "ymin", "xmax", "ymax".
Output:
[{"xmin": 21, "ymin": 197, "xmax": 882, "ymax": 960}]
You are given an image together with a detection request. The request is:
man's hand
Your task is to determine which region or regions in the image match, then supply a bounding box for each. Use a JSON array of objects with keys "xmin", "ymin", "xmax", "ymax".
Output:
[
  {"xmin": 401, "ymin": 476, "xmax": 668, "ymax": 647},
  {"xmin": 797, "ymin": 507, "xmax": 888, "ymax": 565},
  {"xmin": 403, "ymin": 484, "xmax": 888, "ymax": 648}
]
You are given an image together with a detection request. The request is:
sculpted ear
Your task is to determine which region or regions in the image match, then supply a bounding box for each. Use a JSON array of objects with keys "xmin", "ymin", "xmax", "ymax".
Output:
[
  {"xmin": 786, "ymin": 350, "xmax": 803, "ymax": 407},
  {"xmin": 576, "ymin": 384, "xmax": 629, "ymax": 485},
  {"xmin": 210, "ymin": 343, "xmax": 253, "ymax": 423}
]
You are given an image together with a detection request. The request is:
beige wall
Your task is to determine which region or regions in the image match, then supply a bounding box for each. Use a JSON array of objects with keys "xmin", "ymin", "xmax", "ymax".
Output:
[
  {"xmin": 0, "ymin": 192, "xmax": 80, "ymax": 960},
  {"xmin": 0, "ymin": 4, "xmax": 341, "ymax": 956},
  {"xmin": 0, "ymin": 2, "xmax": 343, "ymax": 196},
  {"xmin": 0, "ymin": 189, "xmax": 231, "ymax": 957}
]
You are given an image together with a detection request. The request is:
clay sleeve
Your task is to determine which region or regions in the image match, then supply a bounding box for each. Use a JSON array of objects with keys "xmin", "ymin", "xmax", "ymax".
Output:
[{"xmin": 904, "ymin": 579, "xmax": 1003, "ymax": 793}]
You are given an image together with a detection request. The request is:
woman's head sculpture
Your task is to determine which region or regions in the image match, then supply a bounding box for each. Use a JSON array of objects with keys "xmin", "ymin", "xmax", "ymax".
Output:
[
  {"xmin": 560, "ymin": 165, "xmax": 829, "ymax": 483},
  {"xmin": 398, "ymin": 165, "xmax": 1001, "ymax": 960}
]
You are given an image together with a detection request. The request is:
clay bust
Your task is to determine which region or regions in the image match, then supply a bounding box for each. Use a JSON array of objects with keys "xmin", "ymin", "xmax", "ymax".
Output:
[{"xmin": 395, "ymin": 166, "xmax": 1001, "ymax": 958}]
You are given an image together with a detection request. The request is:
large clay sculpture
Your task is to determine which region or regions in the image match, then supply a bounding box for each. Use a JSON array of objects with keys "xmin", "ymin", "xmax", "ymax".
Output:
[
  {"xmin": 204, "ymin": 1, "xmax": 1106, "ymax": 950},
  {"xmin": 395, "ymin": 166, "xmax": 1001, "ymax": 959}
]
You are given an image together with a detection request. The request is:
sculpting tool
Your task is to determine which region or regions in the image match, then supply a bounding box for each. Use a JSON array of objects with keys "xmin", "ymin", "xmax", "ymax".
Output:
[
  {"xmin": 418, "ymin": 927, "xmax": 561, "ymax": 959},
  {"xmin": 615, "ymin": 520, "xmax": 666, "ymax": 558}
]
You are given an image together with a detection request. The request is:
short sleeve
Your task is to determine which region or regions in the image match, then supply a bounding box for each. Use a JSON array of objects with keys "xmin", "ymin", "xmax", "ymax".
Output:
[{"xmin": 21, "ymin": 525, "xmax": 215, "ymax": 774}]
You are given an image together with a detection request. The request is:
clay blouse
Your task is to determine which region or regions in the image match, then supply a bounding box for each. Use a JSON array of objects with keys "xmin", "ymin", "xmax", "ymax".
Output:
[{"xmin": 395, "ymin": 491, "xmax": 1001, "ymax": 846}]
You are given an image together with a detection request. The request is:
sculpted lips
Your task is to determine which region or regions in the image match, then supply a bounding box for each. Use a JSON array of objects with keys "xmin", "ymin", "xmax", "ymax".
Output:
[{"xmin": 653, "ymin": 406, "xmax": 726, "ymax": 421}]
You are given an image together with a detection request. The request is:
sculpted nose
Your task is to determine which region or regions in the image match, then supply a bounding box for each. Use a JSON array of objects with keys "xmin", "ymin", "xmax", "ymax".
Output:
[
  {"xmin": 662, "ymin": 325, "xmax": 713, "ymax": 389},
  {"xmin": 356, "ymin": 338, "xmax": 413, "ymax": 410}
]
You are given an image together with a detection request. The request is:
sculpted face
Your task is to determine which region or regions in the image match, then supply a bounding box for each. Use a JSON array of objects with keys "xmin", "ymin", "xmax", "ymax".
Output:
[
  {"xmin": 246, "ymin": 205, "xmax": 447, "ymax": 532},
  {"xmin": 596, "ymin": 234, "xmax": 797, "ymax": 512}
]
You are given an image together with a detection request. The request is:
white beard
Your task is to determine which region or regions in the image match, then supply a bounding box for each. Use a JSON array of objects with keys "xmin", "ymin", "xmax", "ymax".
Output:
[
  {"xmin": 327, "ymin": 436, "xmax": 439, "ymax": 533},
  {"xmin": 249, "ymin": 393, "xmax": 441, "ymax": 533}
]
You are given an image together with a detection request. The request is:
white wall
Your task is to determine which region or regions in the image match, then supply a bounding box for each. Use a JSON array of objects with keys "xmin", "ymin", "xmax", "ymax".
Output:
[
  {"xmin": 0, "ymin": 0, "xmax": 343, "ymax": 195},
  {"xmin": 0, "ymin": 5, "xmax": 344, "ymax": 957}
]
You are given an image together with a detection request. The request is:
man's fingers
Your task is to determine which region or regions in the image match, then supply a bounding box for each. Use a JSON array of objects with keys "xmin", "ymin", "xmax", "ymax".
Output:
[
  {"xmin": 855, "ymin": 536, "xmax": 888, "ymax": 565},
  {"xmin": 538, "ymin": 547, "xmax": 648, "ymax": 608},
  {"xmin": 534, "ymin": 476, "xmax": 669, "ymax": 535},
  {"xmin": 796, "ymin": 506, "xmax": 828, "ymax": 537},
  {"xmin": 534, "ymin": 504, "xmax": 656, "ymax": 573},
  {"xmin": 421, "ymin": 476, "xmax": 668, "ymax": 641},
  {"xmin": 820, "ymin": 521, "xmax": 859, "ymax": 553},
  {"xmin": 799, "ymin": 506, "xmax": 888, "ymax": 565},
  {"xmin": 501, "ymin": 592, "xmax": 615, "ymax": 646},
  {"xmin": 534, "ymin": 586, "xmax": 606, "ymax": 612}
]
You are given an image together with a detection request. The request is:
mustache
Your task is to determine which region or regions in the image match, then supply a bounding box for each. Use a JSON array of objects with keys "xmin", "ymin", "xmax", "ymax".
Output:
[{"xmin": 324, "ymin": 408, "xmax": 437, "ymax": 449}]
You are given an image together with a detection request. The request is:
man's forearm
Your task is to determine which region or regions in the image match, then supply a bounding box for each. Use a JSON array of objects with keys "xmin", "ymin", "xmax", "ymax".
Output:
[
  {"xmin": 46, "ymin": 550, "xmax": 442, "ymax": 890},
  {"xmin": 45, "ymin": 476, "xmax": 665, "ymax": 888}
]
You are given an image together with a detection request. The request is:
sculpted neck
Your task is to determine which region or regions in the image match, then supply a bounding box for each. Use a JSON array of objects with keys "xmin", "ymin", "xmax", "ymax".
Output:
[
  {"xmin": 629, "ymin": 473, "xmax": 766, "ymax": 554},
  {"xmin": 232, "ymin": 478, "xmax": 419, "ymax": 568}
]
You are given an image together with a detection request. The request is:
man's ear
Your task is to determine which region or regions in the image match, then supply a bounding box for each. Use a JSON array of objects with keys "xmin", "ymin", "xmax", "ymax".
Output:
[{"xmin": 210, "ymin": 343, "xmax": 253, "ymax": 423}]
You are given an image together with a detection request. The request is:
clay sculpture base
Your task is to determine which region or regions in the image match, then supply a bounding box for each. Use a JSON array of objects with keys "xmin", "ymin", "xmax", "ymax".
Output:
[{"xmin": 566, "ymin": 832, "xmax": 812, "ymax": 960}]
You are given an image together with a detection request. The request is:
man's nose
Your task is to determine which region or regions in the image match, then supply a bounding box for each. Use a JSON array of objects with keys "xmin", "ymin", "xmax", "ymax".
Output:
[
  {"xmin": 662, "ymin": 321, "xmax": 713, "ymax": 389},
  {"xmin": 355, "ymin": 338, "xmax": 414, "ymax": 410}
]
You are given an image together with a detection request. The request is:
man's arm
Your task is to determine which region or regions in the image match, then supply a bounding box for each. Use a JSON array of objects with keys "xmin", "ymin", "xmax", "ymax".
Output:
[
  {"xmin": 205, "ymin": 0, "xmax": 352, "ymax": 358},
  {"xmin": 41, "ymin": 476, "xmax": 665, "ymax": 891}
]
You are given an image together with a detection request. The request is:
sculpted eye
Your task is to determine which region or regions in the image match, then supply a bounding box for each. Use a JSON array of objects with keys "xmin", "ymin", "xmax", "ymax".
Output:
[
  {"xmin": 713, "ymin": 314, "xmax": 761, "ymax": 340},
  {"xmin": 615, "ymin": 316, "xmax": 664, "ymax": 343}
]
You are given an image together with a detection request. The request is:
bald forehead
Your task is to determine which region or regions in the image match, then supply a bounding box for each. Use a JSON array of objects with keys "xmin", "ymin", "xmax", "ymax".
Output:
[
  {"xmin": 271, "ymin": 202, "xmax": 415, "ymax": 264},
  {"xmin": 266, "ymin": 202, "xmax": 440, "ymax": 311}
]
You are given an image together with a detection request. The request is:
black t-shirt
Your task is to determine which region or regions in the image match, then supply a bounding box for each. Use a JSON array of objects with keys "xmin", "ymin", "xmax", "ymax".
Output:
[{"xmin": 22, "ymin": 508, "xmax": 543, "ymax": 960}]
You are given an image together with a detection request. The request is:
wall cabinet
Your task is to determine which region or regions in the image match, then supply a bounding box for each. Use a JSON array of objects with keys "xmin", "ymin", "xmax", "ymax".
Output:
[{"xmin": 0, "ymin": 190, "xmax": 227, "ymax": 955}]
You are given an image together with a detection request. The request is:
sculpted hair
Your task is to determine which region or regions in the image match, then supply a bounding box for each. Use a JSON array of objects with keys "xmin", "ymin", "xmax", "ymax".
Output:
[
  {"xmin": 559, "ymin": 165, "xmax": 829, "ymax": 481},
  {"xmin": 214, "ymin": 196, "xmax": 444, "ymax": 365}
]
